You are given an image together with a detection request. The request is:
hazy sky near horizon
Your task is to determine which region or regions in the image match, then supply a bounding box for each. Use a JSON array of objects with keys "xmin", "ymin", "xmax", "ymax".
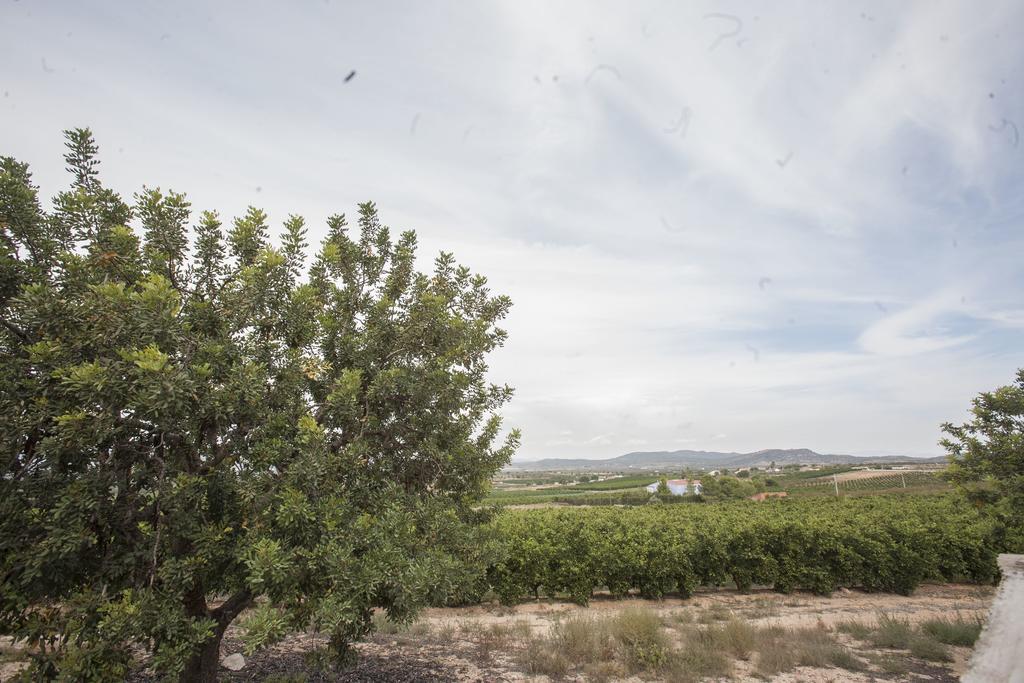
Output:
[{"xmin": 3, "ymin": 1, "xmax": 1023, "ymax": 460}]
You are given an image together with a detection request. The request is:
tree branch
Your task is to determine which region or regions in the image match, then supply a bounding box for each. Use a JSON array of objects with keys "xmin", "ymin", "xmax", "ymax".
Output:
[
  {"xmin": 0, "ymin": 316, "xmax": 28, "ymax": 342},
  {"xmin": 212, "ymin": 589, "xmax": 253, "ymax": 626},
  {"xmin": 199, "ymin": 421, "xmax": 245, "ymax": 474}
]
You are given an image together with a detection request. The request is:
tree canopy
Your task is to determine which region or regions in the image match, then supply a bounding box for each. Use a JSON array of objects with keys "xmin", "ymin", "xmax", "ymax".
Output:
[
  {"xmin": 0, "ymin": 129, "xmax": 519, "ymax": 681},
  {"xmin": 942, "ymin": 369, "xmax": 1024, "ymax": 552},
  {"xmin": 655, "ymin": 476, "xmax": 670, "ymax": 495},
  {"xmin": 699, "ymin": 475, "xmax": 764, "ymax": 499}
]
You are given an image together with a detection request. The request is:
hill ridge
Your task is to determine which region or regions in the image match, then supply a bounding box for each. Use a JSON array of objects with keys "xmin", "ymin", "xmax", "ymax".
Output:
[{"xmin": 509, "ymin": 447, "xmax": 946, "ymax": 470}]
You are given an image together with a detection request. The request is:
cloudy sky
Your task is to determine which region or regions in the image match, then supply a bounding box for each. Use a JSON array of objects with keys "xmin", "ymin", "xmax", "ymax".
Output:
[{"xmin": 3, "ymin": 1, "xmax": 1023, "ymax": 460}]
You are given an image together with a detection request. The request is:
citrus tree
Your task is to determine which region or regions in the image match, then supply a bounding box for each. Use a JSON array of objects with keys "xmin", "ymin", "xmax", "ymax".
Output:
[
  {"xmin": 942, "ymin": 369, "xmax": 1024, "ymax": 552},
  {"xmin": 0, "ymin": 129, "xmax": 519, "ymax": 681},
  {"xmin": 655, "ymin": 477, "xmax": 670, "ymax": 495}
]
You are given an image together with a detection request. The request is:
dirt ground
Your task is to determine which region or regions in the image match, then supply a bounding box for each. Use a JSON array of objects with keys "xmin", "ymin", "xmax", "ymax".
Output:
[
  {"xmin": 1, "ymin": 583, "xmax": 996, "ymax": 682},
  {"xmin": 418, "ymin": 582, "xmax": 993, "ymax": 632},
  {"xmin": 403, "ymin": 584, "xmax": 993, "ymax": 682}
]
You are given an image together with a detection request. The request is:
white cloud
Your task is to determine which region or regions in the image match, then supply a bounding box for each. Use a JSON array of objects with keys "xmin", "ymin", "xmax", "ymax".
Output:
[
  {"xmin": 858, "ymin": 289, "xmax": 976, "ymax": 355},
  {"xmin": 2, "ymin": 0, "xmax": 1022, "ymax": 460}
]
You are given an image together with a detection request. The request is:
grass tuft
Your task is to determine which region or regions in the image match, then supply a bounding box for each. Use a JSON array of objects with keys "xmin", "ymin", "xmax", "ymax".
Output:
[
  {"xmin": 435, "ymin": 621, "xmax": 456, "ymax": 643},
  {"xmin": 867, "ymin": 652, "xmax": 910, "ymax": 675},
  {"xmin": 836, "ymin": 618, "xmax": 872, "ymax": 639},
  {"xmin": 370, "ymin": 611, "xmax": 404, "ymax": 635},
  {"xmin": 671, "ymin": 609, "xmax": 695, "ymax": 625},
  {"xmin": 609, "ymin": 607, "xmax": 670, "ymax": 671},
  {"xmin": 674, "ymin": 628, "xmax": 733, "ymax": 681},
  {"xmin": 519, "ymin": 636, "xmax": 570, "ymax": 678},
  {"xmin": 698, "ymin": 604, "xmax": 733, "ymax": 623},
  {"xmin": 921, "ymin": 615, "xmax": 984, "ymax": 646},
  {"xmin": 793, "ymin": 625, "xmax": 840, "ymax": 667},
  {"xmin": 871, "ymin": 613, "xmax": 914, "ymax": 649},
  {"xmin": 404, "ymin": 621, "xmax": 431, "ymax": 637},
  {"xmin": 581, "ymin": 660, "xmax": 623, "ymax": 683},
  {"xmin": 550, "ymin": 614, "xmax": 614, "ymax": 663},
  {"xmin": 828, "ymin": 645, "xmax": 867, "ymax": 671},
  {"xmin": 713, "ymin": 618, "xmax": 758, "ymax": 660},
  {"xmin": 745, "ymin": 597, "xmax": 780, "ymax": 619},
  {"xmin": 755, "ymin": 645, "xmax": 797, "ymax": 677},
  {"xmin": 500, "ymin": 607, "xmax": 963, "ymax": 680},
  {"xmin": 909, "ymin": 634, "xmax": 952, "ymax": 662}
]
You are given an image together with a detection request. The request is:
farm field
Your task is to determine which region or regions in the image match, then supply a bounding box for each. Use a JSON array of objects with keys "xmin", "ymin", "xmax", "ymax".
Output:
[
  {"xmin": 485, "ymin": 465, "xmax": 951, "ymax": 507},
  {"xmin": 833, "ymin": 469, "xmax": 937, "ymax": 482},
  {"xmin": 784, "ymin": 470, "xmax": 949, "ymax": 496}
]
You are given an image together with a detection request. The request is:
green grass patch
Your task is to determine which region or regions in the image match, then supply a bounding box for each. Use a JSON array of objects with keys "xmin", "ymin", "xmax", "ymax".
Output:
[
  {"xmin": 670, "ymin": 628, "xmax": 733, "ymax": 682},
  {"xmin": 870, "ymin": 613, "xmax": 914, "ymax": 649},
  {"xmin": 754, "ymin": 644, "xmax": 797, "ymax": 677},
  {"xmin": 710, "ymin": 618, "xmax": 758, "ymax": 660},
  {"xmin": 828, "ymin": 645, "xmax": 867, "ymax": 671},
  {"xmin": 518, "ymin": 637, "xmax": 571, "ymax": 678},
  {"xmin": 908, "ymin": 634, "xmax": 952, "ymax": 662},
  {"xmin": 920, "ymin": 614, "xmax": 984, "ymax": 646},
  {"xmin": 867, "ymin": 652, "xmax": 910, "ymax": 675},
  {"xmin": 836, "ymin": 618, "xmax": 873, "ymax": 639},
  {"xmin": 609, "ymin": 607, "xmax": 671, "ymax": 671},
  {"xmin": 697, "ymin": 604, "xmax": 732, "ymax": 623}
]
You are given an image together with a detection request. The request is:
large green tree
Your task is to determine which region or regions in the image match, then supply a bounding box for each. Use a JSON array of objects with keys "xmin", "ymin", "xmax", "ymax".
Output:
[
  {"xmin": 942, "ymin": 370, "xmax": 1024, "ymax": 552},
  {"xmin": 0, "ymin": 129, "xmax": 518, "ymax": 681}
]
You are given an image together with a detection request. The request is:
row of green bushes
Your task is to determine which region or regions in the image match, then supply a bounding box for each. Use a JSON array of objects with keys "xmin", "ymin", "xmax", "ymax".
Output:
[
  {"xmin": 483, "ymin": 487, "xmax": 652, "ymax": 506},
  {"xmin": 480, "ymin": 495, "xmax": 1000, "ymax": 605}
]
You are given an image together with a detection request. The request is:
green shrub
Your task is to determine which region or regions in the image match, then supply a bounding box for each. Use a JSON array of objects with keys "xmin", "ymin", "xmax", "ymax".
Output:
[{"xmin": 484, "ymin": 495, "xmax": 1000, "ymax": 604}]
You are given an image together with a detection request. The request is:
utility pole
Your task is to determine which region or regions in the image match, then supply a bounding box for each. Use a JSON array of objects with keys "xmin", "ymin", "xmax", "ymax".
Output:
[
  {"xmin": 833, "ymin": 474, "xmax": 840, "ymax": 497},
  {"xmin": 901, "ymin": 472, "xmax": 906, "ymax": 489}
]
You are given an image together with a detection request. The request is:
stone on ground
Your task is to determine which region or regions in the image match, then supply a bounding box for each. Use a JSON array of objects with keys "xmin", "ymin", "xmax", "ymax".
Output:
[{"xmin": 221, "ymin": 653, "xmax": 245, "ymax": 671}]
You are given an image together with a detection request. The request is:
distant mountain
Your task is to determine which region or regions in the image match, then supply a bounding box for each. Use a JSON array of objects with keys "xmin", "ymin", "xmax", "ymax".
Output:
[{"xmin": 508, "ymin": 448, "xmax": 947, "ymax": 471}]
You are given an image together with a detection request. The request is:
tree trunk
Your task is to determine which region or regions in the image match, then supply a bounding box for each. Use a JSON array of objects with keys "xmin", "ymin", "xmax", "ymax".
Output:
[
  {"xmin": 180, "ymin": 625, "xmax": 226, "ymax": 683},
  {"xmin": 179, "ymin": 584, "xmax": 221, "ymax": 683},
  {"xmin": 178, "ymin": 587, "xmax": 253, "ymax": 683}
]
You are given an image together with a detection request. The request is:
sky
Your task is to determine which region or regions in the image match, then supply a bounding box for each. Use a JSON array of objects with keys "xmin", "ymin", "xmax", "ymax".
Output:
[{"xmin": 2, "ymin": 1, "xmax": 1023, "ymax": 461}]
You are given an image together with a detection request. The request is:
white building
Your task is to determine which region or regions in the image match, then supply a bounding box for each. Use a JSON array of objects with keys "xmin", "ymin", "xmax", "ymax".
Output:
[{"xmin": 646, "ymin": 479, "xmax": 703, "ymax": 496}]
